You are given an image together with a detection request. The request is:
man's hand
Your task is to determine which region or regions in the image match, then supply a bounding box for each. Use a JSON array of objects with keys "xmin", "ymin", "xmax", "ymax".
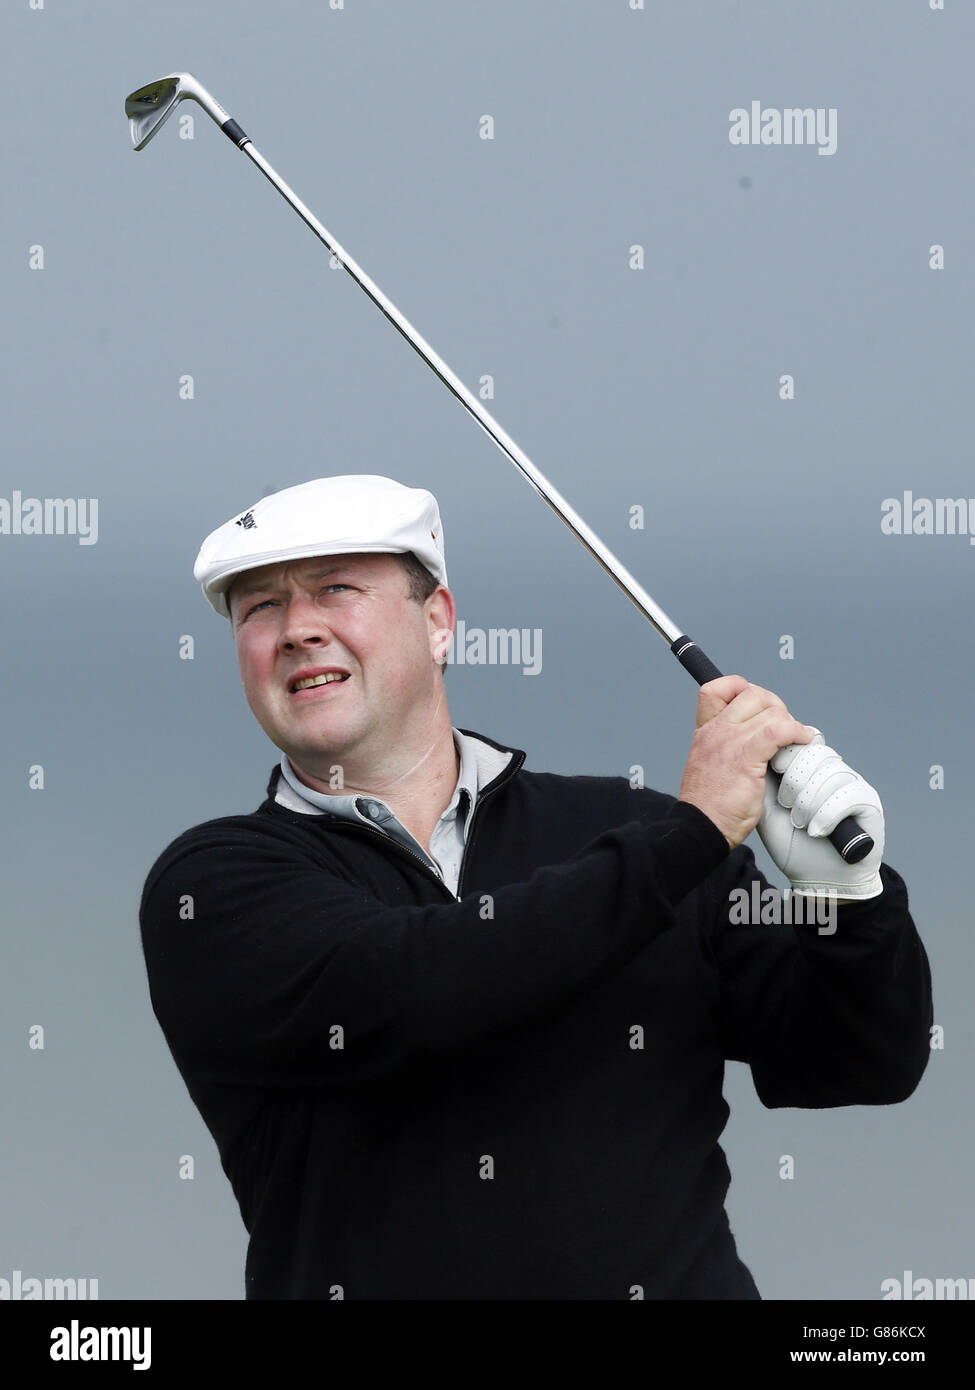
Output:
[
  {"xmin": 758, "ymin": 732, "xmax": 885, "ymax": 899},
  {"xmin": 678, "ymin": 676, "xmax": 816, "ymax": 851}
]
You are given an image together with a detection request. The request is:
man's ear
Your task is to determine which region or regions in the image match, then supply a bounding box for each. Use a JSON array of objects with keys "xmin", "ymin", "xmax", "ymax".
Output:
[{"xmin": 427, "ymin": 585, "xmax": 456, "ymax": 664}]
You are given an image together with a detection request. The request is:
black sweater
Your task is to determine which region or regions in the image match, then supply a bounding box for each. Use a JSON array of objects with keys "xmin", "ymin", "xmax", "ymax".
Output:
[{"xmin": 138, "ymin": 729, "xmax": 933, "ymax": 1300}]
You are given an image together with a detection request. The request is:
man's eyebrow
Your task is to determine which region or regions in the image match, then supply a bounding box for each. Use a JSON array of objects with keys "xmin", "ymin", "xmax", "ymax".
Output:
[{"xmin": 234, "ymin": 563, "xmax": 352, "ymax": 598}]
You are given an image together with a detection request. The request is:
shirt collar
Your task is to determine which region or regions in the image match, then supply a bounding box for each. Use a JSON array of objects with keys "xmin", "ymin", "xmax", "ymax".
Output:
[{"xmin": 449, "ymin": 725, "xmax": 478, "ymax": 829}]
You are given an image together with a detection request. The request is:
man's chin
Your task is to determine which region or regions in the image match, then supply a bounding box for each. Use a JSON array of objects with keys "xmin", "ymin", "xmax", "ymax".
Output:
[{"xmin": 275, "ymin": 721, "xmax": 365, "ymax": 779}]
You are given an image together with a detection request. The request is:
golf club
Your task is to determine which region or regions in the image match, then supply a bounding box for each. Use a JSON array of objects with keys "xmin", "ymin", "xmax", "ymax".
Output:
[{"xmin": 124, "ymin": 72, "xmax": 874, "ymax": 865}]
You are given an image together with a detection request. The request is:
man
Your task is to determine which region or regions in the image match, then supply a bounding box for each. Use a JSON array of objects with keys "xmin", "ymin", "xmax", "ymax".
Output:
[{"xmin": 139, "ymin": 474, "xmax": 932, "ymax": 1300}]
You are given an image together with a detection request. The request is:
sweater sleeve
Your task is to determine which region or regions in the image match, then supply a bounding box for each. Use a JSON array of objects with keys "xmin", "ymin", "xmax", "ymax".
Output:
[
  {"xmin": 139, "ymin": 800, "xmax": 729, "ymax": 1089},
  {"xmin": 703, "ymin": 846, "xmax": 934, "ymax": 1107}
]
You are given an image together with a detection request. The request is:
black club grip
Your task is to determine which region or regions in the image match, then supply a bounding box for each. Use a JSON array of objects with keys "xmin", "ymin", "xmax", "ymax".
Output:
[
  {"xmin": 220, "ymin": 117, "xmax": 250, "ymax": 148},
  {"xmin": 670, "ymin": 636, "xmax": 874, "ymax": 865}
]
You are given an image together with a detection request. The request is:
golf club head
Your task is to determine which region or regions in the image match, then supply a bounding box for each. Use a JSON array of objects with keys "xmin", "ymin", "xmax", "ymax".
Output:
[
  {"xmin": 125, "ymin": 74, "xmax": 186, "ymax": 150},
  {"xmin": 125, "ymin": 72, "xmax": 232, "ymax": 150}
]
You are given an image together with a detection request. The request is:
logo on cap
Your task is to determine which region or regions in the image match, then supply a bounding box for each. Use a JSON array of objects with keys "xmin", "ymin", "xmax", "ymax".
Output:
[{"xmin": 235, "ymin": 511, "xmax": 257, "ymax": 530}]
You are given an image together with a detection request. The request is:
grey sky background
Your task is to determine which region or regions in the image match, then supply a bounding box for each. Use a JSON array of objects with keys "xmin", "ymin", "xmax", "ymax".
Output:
[{"xmin": 1, "ymin": 0, "xmax": 970, "ymax": 1299}]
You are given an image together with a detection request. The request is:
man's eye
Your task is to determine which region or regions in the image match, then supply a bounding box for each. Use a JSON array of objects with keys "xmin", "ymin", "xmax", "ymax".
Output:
[{"xmin": 245, "ymin": 585, "xmax": 350, "ymax": 618}]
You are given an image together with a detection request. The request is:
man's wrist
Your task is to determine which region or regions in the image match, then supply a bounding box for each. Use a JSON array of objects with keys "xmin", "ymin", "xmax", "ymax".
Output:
[
  {"xmin": 676, "ymin": 798, "xmax": 735, "ymax": 851},
  {"xmin": 788, "ymin": 882, "xmax": 885, "ymax": 906}
]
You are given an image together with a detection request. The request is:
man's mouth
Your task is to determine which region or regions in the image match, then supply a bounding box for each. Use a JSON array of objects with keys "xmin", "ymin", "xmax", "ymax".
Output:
[{"xmin": 289, "ymin": 672, "xmax": 351, "ymax": 695}]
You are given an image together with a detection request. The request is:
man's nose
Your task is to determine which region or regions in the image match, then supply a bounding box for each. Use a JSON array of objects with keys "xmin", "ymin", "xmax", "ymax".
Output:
[{"xmin": 280, "ymin": 593, "xmax": 332, "ymax": 647}]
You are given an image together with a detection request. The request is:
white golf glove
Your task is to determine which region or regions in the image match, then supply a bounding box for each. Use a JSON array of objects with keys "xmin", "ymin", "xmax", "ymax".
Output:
[{"xmin": 756, "ymin": 730, "xmax": 885, "ymax": 899}]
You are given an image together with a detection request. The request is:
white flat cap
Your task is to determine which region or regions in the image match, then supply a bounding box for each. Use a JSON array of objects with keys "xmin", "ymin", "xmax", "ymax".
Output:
[{"xmin": 193, "ymin": 475, "xmax": 447, "ymax": 618}]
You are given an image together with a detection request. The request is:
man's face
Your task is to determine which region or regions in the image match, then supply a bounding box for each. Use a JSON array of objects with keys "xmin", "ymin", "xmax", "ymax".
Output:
[{"xmin": 229, "ymin": 552, "xmax": 453, "ymax": 772}]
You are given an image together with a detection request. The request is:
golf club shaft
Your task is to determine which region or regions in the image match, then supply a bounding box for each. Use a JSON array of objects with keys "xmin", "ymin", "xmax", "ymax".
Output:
[
  {"xmin": 203, "ymin": 106, "xmax": 873, "ymax": 865},
  {"xmin": 228, "ymin": 140, "xmax": 679, "ymax": 643}
]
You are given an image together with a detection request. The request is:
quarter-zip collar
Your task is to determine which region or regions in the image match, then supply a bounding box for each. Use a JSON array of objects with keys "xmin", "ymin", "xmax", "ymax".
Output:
[
  {"xmin": 261, "ymin": 727, "xmax": 525, "ymax": 813},
  {"xmin": 273, "ymin": 727, "xmax": 482, "ymax": 894},
  {"xmin": 258, "ymin": 728, "xmax": 526, "ymax": 900},
  {"xmin": 257, "ymin": 727, "xmax": 526, "ymax": 901}
]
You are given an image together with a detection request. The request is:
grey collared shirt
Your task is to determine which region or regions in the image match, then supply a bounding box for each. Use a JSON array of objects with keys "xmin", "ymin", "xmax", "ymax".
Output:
[{"xmin": 275, "ymin": 727, "xmax": 480, "ymax": 896}]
